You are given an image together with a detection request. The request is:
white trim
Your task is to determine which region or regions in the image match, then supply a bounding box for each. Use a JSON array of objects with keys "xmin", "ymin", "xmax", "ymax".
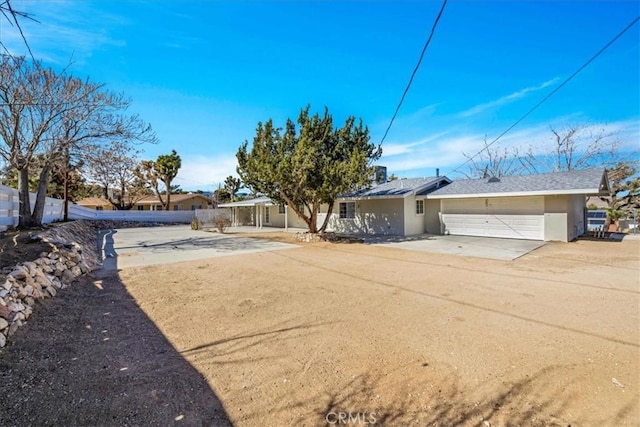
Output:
[{"xmin": 427, "ymin": 188, "xmax": 602, "ymax": 199}]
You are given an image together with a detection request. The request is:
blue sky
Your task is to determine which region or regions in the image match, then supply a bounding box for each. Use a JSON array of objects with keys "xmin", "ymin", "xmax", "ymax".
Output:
[{"xmin": 2, "ymin": 0, "xmax": 639, "ymax": 190}]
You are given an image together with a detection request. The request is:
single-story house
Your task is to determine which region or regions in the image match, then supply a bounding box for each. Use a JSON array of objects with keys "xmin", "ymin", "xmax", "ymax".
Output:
[
  {"xmin": 75, "ymin": 197, "xmax": 115, "ymax": 211},
  {"xmin": 327, "ymin": 176, "xmax": 452, "ymax": 235},
  {"xmin": 426, "ymin": 168, "xmax": 610, "ymax": 242},
  {"xmin": 134, "ymin": 194, "xmax": 213, "ymax": 211}
]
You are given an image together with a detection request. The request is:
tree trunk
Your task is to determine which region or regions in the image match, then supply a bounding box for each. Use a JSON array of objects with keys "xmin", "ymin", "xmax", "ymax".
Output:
[
  {"xmin": 17, "ymin": 167, "xmax": 34, "ymax": 228},
  {"xmin": 31, "ymin": 165, "xmax": 52, "ymax": 226},
  {"xmin": 318, "ymin": 201, "xmax": 334, "ymax": 233}
]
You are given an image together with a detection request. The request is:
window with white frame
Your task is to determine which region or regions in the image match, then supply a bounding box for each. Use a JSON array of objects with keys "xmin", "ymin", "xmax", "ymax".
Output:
[
  {"xmin": 278, "ymin": 204, "xmax": 286, "ymax": 214},
  {"xmin": 173, "ymin": 205, "xmax": 180, "ymax": 211},
  {"xmin": 265, "ymin": 207, "xmax": 270, "ymax": 223},
  {"xmin": 416, "ymin": 200, "xmax": 424, "ymax": 215},
  {"xmin": 339, "ymin": 202, "xmax": 356, "ymax": 219}
]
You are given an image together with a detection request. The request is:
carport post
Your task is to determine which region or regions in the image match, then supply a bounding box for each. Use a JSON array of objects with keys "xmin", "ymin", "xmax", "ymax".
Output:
[{"xmin": 285, "ymin": 205, "xmax": 288, "ymax": 231}]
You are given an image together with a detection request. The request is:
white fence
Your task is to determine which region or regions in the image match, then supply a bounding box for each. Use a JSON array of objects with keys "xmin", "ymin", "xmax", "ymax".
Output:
[
  {"xmin": 194, "ymin": 208, "xmax": 231, "ymax": 227},
  {"xmin": 1, "ymin": 184, "xmax": 200, "ymax": 232},
  {"xmin": 1, "ymin": 184, "xmax": 64, "ymax": 232},
  {"xmin": 68, "ymin": 204, "xmax": 195, "ymax": 223}
]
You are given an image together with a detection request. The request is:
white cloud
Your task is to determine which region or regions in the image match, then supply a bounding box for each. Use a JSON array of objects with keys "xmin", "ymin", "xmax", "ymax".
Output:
[
  {"xmin": 2, "ymin": 1, "xmax": 128, "ymax": 64},
  {"xmin": 174, "ymin": 154, "xmax": 239, "ymax": 191},
  {"xmin": 379, "ymin": 119, "xmax": 640, "ymax": 178},
  {"xmin": 459, "ymin": 78, "xmax": 559, "ymax": 118}
]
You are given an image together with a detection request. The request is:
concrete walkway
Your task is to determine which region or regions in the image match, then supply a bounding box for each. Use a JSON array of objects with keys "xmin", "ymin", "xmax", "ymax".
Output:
[
  {"xmin": 368, "ymin": 234, "xmax": 545, "ymax": 261},
  {"xmin": 99, "ymin": 225, "xmax": 298, "ymax": 270}
]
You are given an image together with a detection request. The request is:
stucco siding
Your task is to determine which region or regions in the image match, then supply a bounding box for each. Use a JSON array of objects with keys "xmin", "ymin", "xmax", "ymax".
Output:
[
  {"xmin": 327, "ymin": 198, "xmax": 404, "ymax": 235},
  {"xmin": 424, "ymin": 199, "xmax": 442, "ymax": 234},
  {"xmin": 404, "ymin": 196, "xmax": 425, "ymax": 235},
  {"xmin": 543, "ymin": 195, "xmax": 569, "ymax": 241}
]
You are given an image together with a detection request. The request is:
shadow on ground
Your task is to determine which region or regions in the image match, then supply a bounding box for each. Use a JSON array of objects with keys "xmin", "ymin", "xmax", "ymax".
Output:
[{"xmin": 0, "ymin": 272, "xmax": 232, "ymax": 427}]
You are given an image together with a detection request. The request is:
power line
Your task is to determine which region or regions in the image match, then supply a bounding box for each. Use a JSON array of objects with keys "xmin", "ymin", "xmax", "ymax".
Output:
[
  {"xmin": 449, "ymin": 15, "xmax": 640, "ymax": 176},
  {"xmin": 379, "ymin": 0, "xmax": 448, "ymax": 146}
]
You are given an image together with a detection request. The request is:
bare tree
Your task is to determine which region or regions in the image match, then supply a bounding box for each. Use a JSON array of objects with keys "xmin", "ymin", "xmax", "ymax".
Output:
[
  {"xmin": 85, "ymin": 141, "xmax": 150, "ymax": 210},
  {"xmin": 520, "ymin": 125, "xmax": 620, "ymax": 174},
  {"xmin": 459, "ymin": 137, "xmax": 523, "ymax": 178},
  {"xmin": 0, "ymin": 56, "xmax": 156, "ymax": 225}
]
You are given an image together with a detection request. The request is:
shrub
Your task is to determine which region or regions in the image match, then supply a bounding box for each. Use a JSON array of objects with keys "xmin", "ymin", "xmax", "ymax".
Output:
[
  {"xmin": 191, "ymin": 217, "xmax": 199, "ymax": 230},
  {"xmin": 212, "ymin": 212, "xmax": 231, "ymax": 233}
]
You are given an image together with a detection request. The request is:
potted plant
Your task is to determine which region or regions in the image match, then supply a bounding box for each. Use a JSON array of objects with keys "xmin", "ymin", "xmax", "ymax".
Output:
[{"xmin": 606, "ymin": 208, "xmax": 625, "ymax": 232}]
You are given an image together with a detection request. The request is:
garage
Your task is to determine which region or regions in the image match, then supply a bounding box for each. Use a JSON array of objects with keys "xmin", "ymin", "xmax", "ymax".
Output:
[
  {"xmin": 441, "ymin": 196, "xmax": 544, "ymax": 240},
  {"xmin": 428, "ymin": 169, "xmax": 610, "ymax": 242}
]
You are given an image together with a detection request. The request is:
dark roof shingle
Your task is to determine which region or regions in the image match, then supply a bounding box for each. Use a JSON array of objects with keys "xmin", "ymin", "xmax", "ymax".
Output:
[{"xmin": 428, "ymin": 168, "xmax": 608, "ymax": 198}]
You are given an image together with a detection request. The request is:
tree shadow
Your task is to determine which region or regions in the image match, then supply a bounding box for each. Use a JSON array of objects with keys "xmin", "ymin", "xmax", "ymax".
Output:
[
  {"xmin": 0, "ymin": 272, "xmax": 233, "ymax": 426},
  {"xmin": 306, "ymin": 362, "xmax": 631, "ymax": 426}
]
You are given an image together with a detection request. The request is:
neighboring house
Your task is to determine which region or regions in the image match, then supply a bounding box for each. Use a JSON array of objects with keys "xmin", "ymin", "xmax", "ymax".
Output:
[
  {"xmin": 134, "ymin": 194, "xmax": 213, "ymax": 211},
  {"xmin": 75, "ymin": 197, "xmax": 115, "ymax": 211},
  {"xmin": 427, "ymin": 168, "xmax": 610, "ymax": 242},
  {"xmin": 327, "ymin": 176, "xmax": 452, "ymax": 235}
]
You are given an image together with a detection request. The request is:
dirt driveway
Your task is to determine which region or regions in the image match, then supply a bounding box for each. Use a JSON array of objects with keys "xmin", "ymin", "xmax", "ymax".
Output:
[
  {"xmin": 113, "ymin": 235, "xmax": 638, "ymax": 426},
  {"xmin": 1, "ymin": 231, "xmax": 638, "ymax": 426}
]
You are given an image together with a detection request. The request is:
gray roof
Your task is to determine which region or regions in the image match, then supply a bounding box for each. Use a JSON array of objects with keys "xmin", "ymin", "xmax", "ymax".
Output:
[
  {"xmin": 428, "ymin": 168, "xmax": 609, "ymax": 199},
  {"xmin": 218, "ymin": 196, "xmax": 273, "ymax": 207},
  {"xmin": 340, "ymin": 176, "xmax": 451, "ymax": 199}
]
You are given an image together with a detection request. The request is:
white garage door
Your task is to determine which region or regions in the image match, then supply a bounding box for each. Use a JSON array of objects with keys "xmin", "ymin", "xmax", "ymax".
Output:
[{"xmin": 441, "ymin": 196, "xmax": 544, "ymax": 240}]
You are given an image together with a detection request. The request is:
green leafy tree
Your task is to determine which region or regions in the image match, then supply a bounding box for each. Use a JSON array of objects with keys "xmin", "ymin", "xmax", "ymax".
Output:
[
  {"xmin": 137, "ymin": 150, "xmax": 182, "ymax": 210},
  {"xmin": 599, "ymin": 161, "xmax": 640, "ymax": 227},
  {"xmin": 237, "ymin": 106, "xmax": 381, "ymax": 233}
]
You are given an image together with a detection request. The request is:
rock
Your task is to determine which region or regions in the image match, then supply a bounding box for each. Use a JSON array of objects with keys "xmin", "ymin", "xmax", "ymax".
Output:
[
  {"xmin": 48, "ymin": 252, "xmax": 59, "ymax": 260},
  {"xmin": 7, "ymin": 321, "xmax": 19, "ymax": 337},
  {"xmin": 612, "ymin": 378, "xmax": 625, "ymax": 389},
  {"xmin": 7, "ymin": 302, "xmax": 25, "ymax": 312},
  {"xmin": 47, "ymin": 286, "xmax": 57, "ymax": 297},
  {"xmin": 12, "ymin": 312, "xmax": 24, "ymax": 322},
  {"xmin": 2, "ymin": 280, "xmax": 12, "ymax": 291},
  {"xmin": 0, "ymin": 290, "xmax": 7, "ymax": 299},
  {"xmin": 78, "ymin": 262, "xmax": 91, "ymax": 273},
  {"xmin": 24, "ymin": 296, "xmax": 35, "ymax": 307},
  {"xmin": 54, "ymin": 265, "xmax": 65, "ymax": 277},
  {"xmin": 23, "ymin": 262, "xmax": 38, "ymax": 276},
  {"xmin": 34, "ymin": 274, "xmax": 52, "ymax": 288},
  {"xmin": 62, "ymin": 269, "xmax": 75, "ymax": 283},
  {"xmin": 0, "ymin": 317, "xmax": 8, "ymax": 330},
  {"xmin": 71, "ymin": 266, "xmax": 82, "ymax": 277},
  {"xmin": 9, "ymin": 266, "xmax": 28, "ymax": 280},
  {"xmin": 0, "ymin": 332, "xmax": 5, "ymax": 348}
]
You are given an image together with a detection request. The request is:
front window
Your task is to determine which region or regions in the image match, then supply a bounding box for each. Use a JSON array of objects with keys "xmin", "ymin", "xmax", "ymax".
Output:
[
  {"xmin": 416, "ymin": 200, "xmax": 424, "ymax": 215},
  {"xmin": 339, "ymin": 202, "xmax": 355, "ymax": 219},
  {"xmin": 173, "ymin": 205, "xmax": 180, "ymax": 211},
  {"xmin": 137, "ymin": 205, "xmax": 144, "ymax": 211},
  {"xmin": 265, "ymin": 207, "xmax": 270, "ymax": 223},
  {"xmin": 278, "ymin": 204, "xmax": 286, "ymax": 214}
]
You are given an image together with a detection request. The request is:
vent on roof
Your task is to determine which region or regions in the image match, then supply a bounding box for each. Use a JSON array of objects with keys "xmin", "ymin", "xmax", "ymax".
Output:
[{"xmin": 487, "ymin": 176, "xmax": 500, "ymax": 183}]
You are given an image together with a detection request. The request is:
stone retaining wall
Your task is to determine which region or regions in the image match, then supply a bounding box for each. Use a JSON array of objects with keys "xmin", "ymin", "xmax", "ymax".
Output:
[
  {"xmin": 0, "ymin": 220, "xmax": 167, "ymax": 348},
  {"xmin": 0, "ymin": 221, "xmax": 104, "ymax": 347}
]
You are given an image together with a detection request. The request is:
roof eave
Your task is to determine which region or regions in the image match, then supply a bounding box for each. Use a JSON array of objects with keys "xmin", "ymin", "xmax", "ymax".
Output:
[{"xmin": 427, "ymin": 188, "xmax": 603, "ymax": 199}]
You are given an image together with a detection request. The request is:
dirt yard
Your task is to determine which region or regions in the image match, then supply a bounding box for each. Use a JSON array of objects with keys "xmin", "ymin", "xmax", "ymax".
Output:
[{"xmin": 2, "ymin": 233, "xmax": 639, "ymax": 426}]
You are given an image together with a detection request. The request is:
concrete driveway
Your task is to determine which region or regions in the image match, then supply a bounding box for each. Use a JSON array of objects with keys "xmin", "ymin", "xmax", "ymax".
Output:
[
  {"xmin": 99, "ymin": 225, "xmax": 297, "ymax": 270},
  {"xmin": 367, "ymin": 234, "xmax": 545, "ymax": 260}
]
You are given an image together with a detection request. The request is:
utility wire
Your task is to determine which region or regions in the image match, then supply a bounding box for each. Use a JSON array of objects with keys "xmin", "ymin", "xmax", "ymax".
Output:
[
  {"xmin": 379, "ymin": 0, "xmax": 448, "ymax": 146},
  {"xmin": 450, "ymin": 15, "xmax": 640, "ymax": 176}
]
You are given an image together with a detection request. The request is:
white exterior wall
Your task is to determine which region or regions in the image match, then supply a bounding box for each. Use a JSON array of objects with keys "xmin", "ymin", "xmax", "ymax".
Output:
[
  {"xmin": 424, "ymin": 199, "xmax": 442, "ymax": 234},
  {"xmin": 403, "ymin": 195, "xmax": 425, "ymax": 235},
  {"xmin": 327, "ymin": 198, "xmax": 404, "ymax": 235},
  {"xmin": 543, "ymin": 195, "xmax": 569, "ymax": 242}
]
